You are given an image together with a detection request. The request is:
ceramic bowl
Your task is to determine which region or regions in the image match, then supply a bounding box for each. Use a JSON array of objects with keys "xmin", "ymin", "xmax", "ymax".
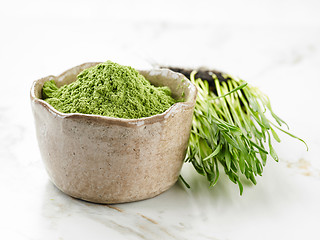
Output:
[{"xmin": 30, "ymin": 62, "xmax": 197, "ymax": 204}]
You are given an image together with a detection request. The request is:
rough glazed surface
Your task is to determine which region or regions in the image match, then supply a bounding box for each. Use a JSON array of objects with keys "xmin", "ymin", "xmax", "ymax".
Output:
[{"xmin": 30, "ymin": 63, "xmax": 197, "ymax": 204}]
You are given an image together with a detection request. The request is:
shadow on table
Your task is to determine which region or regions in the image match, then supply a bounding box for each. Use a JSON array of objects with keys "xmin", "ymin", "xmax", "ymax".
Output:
[
  {"xmin": 39, "ymin": 169, "xmax": 251, "ymax": 219},
  {"xmin": 39, "ymin": 159, "xmax": 299, "ymax": 240}
]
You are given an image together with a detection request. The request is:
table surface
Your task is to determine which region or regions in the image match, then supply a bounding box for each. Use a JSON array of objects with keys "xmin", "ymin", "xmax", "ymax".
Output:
[{"xmin": 1, "ymin": 0, "xmax": 320, "ymax": 239}]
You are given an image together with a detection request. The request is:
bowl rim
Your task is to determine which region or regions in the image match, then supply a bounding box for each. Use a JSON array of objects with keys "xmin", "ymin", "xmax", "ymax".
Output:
[{"xmin": 30, "ymin": 62, "xmax": 197, "ymax": 127}]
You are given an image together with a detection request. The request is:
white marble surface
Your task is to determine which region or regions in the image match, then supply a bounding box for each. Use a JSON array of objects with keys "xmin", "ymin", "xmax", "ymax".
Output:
[{"xmin": 1, "ymin": 0, "xmax": 320, "ymax": 239}]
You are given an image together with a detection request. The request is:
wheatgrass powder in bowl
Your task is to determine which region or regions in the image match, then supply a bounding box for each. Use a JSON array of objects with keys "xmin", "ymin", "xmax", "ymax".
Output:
[
  {"xmin": 30, "ymin": 61, "xmax": 197, "ymax": 204},
  {"xmin": 42, "ymin": 61, "xmax": 177, "ymax": 119}
]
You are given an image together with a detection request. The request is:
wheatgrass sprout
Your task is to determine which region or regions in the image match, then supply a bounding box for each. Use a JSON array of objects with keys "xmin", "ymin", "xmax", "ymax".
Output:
[{"xmin": 183, "ymin": 70, "xmax": 307, "ymax": 194}]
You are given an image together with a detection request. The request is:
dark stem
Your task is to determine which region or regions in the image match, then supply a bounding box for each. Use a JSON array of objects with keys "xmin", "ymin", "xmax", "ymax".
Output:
[{"xmin": 160, "ymin": 66, "xmax": 230, "ymax": 95}]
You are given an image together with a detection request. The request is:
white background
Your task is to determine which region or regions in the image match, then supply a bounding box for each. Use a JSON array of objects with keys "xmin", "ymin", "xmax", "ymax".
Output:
[{"xmin": 1, "ymin": 0, "xmax": 320, "ymax": 239}]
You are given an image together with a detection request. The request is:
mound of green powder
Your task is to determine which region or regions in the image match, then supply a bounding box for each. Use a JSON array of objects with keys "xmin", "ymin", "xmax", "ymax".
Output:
[{"xmin": 42, "ymin": 61, "xmax": 177, "ymax": 119}]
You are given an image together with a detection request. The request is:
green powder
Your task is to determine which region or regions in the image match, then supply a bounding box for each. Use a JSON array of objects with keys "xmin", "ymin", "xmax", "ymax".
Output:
[{"xmin": 42, "ymin": 61, "xmax": 177, "ymax": 119}]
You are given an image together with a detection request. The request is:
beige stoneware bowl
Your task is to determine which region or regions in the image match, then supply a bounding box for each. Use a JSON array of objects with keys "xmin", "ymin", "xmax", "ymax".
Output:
[{"xmin": 30, "ymin": 62, "xmax": 197, "ymax": 204}]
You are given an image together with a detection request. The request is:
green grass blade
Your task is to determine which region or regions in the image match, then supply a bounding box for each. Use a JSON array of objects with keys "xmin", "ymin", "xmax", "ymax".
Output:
[{"xmin": 271, "ymin": 123, "xmax": 308, "ymax": 150}]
